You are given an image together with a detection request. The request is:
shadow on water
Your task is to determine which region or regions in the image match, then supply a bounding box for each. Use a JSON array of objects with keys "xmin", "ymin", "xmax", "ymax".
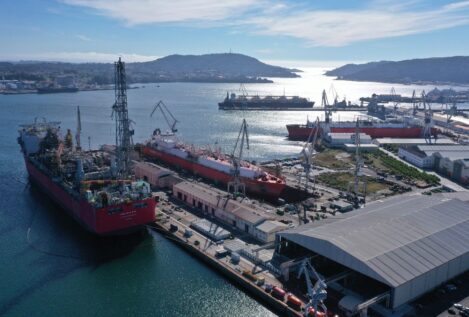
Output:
[
  {"xmin": 0, "ymin": 183, "xmax": 151, "ymax": 315},
  {"xmin": 25, "ymin": 183, "xmax": 149, "ymax": 265}
]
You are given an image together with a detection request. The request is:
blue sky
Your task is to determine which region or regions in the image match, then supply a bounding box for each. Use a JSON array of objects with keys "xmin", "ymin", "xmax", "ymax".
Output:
[{"xmin": 2, "ymin": 0, "xmax": 469, "ymax": 64}]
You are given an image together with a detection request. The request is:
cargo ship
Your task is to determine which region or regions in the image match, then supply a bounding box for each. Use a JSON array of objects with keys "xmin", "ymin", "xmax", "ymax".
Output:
[
  {"xmin": 18, "ymin": 58, "xmax": 157, "ymax": 235},
  {"xmin": 142, "ymin": 131, "xmax": 286, "ymax": 198},
  {"xmin": 287, "ymin": 115, "xmax": 437, "ymax": 140},
  {"xmin": 219, "ymin": 92, "xmax": 314, "ymax": 110}
]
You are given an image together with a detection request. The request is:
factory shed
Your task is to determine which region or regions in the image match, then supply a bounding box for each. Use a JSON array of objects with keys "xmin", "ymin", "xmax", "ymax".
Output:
[{"xmin": 277, "ymin": 194, "xmax": 469, "ymax": 309}]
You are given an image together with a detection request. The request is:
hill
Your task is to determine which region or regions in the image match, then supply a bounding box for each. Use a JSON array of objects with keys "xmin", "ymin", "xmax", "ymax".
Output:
[
  {"xmin": 0, "ymin": 53, "xmax": 299, "ymax": 84},
  {"xmin": 325, "ymin": 56, "xmax": 469, "ymax": 85}
]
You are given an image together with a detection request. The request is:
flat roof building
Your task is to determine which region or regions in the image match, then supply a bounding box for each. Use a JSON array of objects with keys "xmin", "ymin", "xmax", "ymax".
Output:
[{"xmin": 276, "ymin": 193, "xmax": 469, "ymax": 311}]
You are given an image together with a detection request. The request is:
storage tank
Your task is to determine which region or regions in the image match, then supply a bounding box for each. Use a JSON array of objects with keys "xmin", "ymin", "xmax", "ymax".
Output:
[
  {"xmin": 271, "ymin": 286, "xmax": 286, "ymax": 300},
  {"xmin": 286, "ymin": 293, "xmax": 302, "ymax": 310}
]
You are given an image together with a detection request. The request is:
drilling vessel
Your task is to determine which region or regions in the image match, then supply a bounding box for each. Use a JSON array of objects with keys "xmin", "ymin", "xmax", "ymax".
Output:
[{"xmin": 18, "ymin": 58, "xmax": 156, "ymax": 235}]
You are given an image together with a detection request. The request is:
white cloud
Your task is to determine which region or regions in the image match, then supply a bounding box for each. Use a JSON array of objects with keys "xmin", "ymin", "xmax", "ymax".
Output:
[
  {"xmin": 0, "ymin": 52, "xmax": 159, "ymax": 63},
  {"xmin": 59, "ymin": 0, "xmax": 469, "ymax": 47},
  {"xmin": 246, "ymin": 1, "xmax": 469, "ymax": 47},
  {"xmin": 61, "ymin": 0, "xmax": 263, "ymax": 25}
]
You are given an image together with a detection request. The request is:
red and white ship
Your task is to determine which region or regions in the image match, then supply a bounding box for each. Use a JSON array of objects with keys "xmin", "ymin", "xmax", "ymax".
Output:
[
  {"xmin": 17, "ymin": 59, "xmax": 157, "ymax": 235},
  {"xmin": 142, "ymin": 131, "xmax": 286, "ymax": 198},
  {"xmin": 287, "ymin": 90, "xmax": 438, "ymax": 140}
]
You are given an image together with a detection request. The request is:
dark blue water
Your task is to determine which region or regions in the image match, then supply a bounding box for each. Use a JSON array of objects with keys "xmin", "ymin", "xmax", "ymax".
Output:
[{"xmin": 0, "ymin": 84, "xmax": 281, "ymax": 316}]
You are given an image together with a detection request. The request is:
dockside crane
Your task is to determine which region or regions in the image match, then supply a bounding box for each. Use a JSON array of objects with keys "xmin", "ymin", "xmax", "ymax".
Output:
[
  {"xmin": 390, "ymin": 87, "xmax": 399, "ymax": 116},
  {"xmin": 228, "ymin": 119, "xmax": 249, "ymax": 197},
  {"xmin": 421, "ymin": 91, "xmax": 434, "ymax": 144},
  {"xmin": 298, "ymin": 117, "xmax": 320, "ymax": 193},
  {"xmin": 446, "ymin": 97, "xmax": 458, "ymax": 125},
  {"xmin": 150, "ymin": 100, "xmax": 178, "ymax": 133},
  {"xmin": 297, "ymin": 258, "xmax": 328, "ymax": 317},
  {"xmin": 75, "ymin": 106, "xmax": 82, "ymax": 151},
  {"xmin": 321, "ymin": 90, "xmax": 332, "ymax": 134},
  {"xmin": 348, "ymin": 119, "xmax": 367, "ymax": 206},
  {"xmin": 411, "ymin": 90, "xmax": 418, "ymax": 116}
]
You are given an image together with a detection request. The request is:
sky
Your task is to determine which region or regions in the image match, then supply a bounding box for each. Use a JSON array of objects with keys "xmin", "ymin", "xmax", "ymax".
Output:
[{"xmin": 1, "ymin": 0, "xmax": 469, "ymax": 64}]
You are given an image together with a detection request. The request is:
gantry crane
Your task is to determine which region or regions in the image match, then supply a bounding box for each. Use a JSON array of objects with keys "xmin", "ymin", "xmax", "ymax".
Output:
[
  {"xmin": 297, "ymin": 258, "xmax": 328, "ymax": 317},
  {"xmin": 228, "ymin": 119, "xmax": 249, "ymax": 197},
  {"xmin": 150, "ymin": 100, "xmax": 178, "ymax": 133}
]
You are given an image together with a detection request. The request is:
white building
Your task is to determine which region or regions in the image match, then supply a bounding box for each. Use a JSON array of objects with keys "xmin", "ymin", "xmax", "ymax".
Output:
[
  {"xmin": 253, "ymin": 220, "xmax": 288, "ymax": 243},
  {"xmin": 398, "ymin": 146, "xmax": 434, "ymax": 168},
  {"xmin": 399, "ymin": 145, "xmax": 469, "ymax": 172}
]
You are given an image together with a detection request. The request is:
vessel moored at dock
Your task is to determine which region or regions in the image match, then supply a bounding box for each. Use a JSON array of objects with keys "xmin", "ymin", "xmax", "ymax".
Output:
[
  {"xmin": 18, "ymin": 58, "xmax": 156, "ymax": 235},
  {"xmin": 142, "ymin": 132, "xmax": 286, "ymax": 198},
  {"xmin": 219, "ymin": 85, "xmax": 314, "ymax": 110}
]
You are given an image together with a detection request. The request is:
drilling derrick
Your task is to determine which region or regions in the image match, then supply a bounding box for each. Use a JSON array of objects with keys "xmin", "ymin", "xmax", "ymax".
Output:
[{"xmin": 112, "ymin": 58, "xmax": 134, "ymax": 178}]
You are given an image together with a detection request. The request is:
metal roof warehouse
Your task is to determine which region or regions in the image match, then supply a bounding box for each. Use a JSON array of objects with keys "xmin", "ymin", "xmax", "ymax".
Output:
[{"xmin": 276, "ymin": 193, "xmax": 469, "ymax": 310}]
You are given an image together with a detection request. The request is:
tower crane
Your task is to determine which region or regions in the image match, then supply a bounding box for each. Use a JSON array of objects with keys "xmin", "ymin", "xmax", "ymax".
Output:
[
  {"xmin": 298, "ymin": 117, "xmax": 320, "ymax": 193},
  {"xmin": 297, "ymin": 258, "xmax": 328, "ymax": 317},
  {"xmin": 150, "ymin": 100, "xmax": 178, "ymax": 133},
  {"xmin": 228, "ymin": 119, "xmax": 249, "ymax": 197}
]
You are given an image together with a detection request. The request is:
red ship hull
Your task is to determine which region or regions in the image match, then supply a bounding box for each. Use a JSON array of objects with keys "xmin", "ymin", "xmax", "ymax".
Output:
[
  {"xmin": 142, "ymin": 146, "xmax": 285, "ymax": 198},
  {"xmin": 25, "ymin": 159, "xmax": 156, "ymax": 235},
  {"xmin": 286, "ymin": 125, "xmax": 437, "ymax": 140}
]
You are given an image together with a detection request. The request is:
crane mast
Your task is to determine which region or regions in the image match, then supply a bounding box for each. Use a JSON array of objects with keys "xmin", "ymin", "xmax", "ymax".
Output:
[
  {"xmin": 228, "ymin": 119, "xmax": 249, "ymax": 197},
  {"xmin": 112, "ymin": 58, "xmax": 134, "ymax": 178}
]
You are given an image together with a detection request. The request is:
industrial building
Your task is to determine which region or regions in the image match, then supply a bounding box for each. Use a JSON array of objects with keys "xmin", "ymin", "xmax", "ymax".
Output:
[
  {"xmin": 324, "ymin": 132, "xmax": 378, "ymax": 152},
  {"xmin": 275, "ymin": 194, "xmax": 469, "ymax": 315},
  {"xmin": 373, "ymin": 137, "xmax": 456, "ymax": 146},
  {"xmin": 172, "ymin": 181, "xmax": 282, "ymax": 243},
  {"xmin": 398, "ymin": 145, "xmax": 469, "ymax": 184},
  {"xmin": 133, "ymin": 161, "xmax": 182, "ymax": 188}
]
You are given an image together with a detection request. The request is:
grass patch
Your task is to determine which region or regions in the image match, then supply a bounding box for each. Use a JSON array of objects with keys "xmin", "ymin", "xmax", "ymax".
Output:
[
  {"xmin": 363, "ymin": 151, "xmax": 439, "ymax": 185},
  {"xmin": 317, "ymin": 172, "xmax": 389, "ymax": 194},
  {"xmin": 314, "ymin": 149, "xmax": 354, "ymax": 169}
]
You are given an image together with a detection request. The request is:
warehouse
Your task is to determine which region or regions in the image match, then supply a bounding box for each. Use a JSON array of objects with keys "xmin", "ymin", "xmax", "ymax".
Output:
[
  {"xmin": 172, "ymin": 181, "xmax": 276, "ymax": 242},
  {"xmin": 275, "ymin": 194, "xmax": 469, "ymax": 313}
]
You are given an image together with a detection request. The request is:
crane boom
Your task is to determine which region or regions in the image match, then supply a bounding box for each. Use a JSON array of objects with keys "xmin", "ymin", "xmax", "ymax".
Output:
[
  {"xmin": 151, "ymin": 100, "xmax": 178, "ymax": 133},
  {"xmin": 228, "ymin": 119, "xmax": 249, "ymax": 196}
]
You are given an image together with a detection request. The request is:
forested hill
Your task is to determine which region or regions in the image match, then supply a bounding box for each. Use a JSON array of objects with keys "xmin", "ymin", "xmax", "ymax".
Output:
[{"xmin": 325, "ymin": 56, "xmax": 469, "ymax": 85}]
